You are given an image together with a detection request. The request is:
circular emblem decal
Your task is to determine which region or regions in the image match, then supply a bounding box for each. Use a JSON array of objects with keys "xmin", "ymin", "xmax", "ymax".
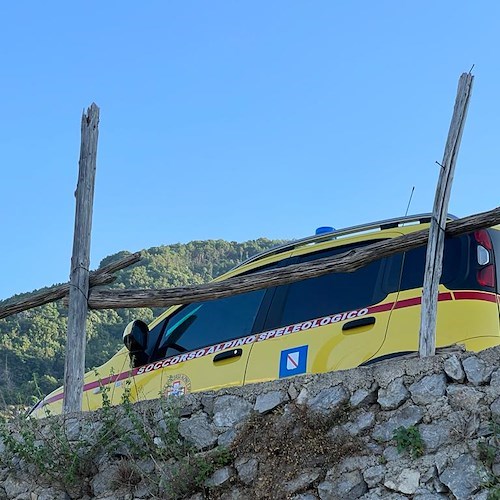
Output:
[{"xmin": 164, "ymin": 374, "xmax": 192, "ymax": 397}]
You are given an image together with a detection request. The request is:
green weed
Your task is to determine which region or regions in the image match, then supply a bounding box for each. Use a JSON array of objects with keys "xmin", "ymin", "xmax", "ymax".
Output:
[{"xmin": 393, "ymin": 425, "xmax": 424, "ymax": 459}]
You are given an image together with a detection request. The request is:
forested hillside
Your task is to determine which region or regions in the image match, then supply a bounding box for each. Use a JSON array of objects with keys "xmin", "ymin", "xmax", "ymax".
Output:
[{"xmin": 0, "ymin": 238, "xmax": 283, "ymax": 406}]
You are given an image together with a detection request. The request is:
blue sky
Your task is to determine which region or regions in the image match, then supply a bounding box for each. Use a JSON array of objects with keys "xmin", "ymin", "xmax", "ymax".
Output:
[{"xmin": 1, "ymin": 2, "xmax": 499, "ymax": 300}]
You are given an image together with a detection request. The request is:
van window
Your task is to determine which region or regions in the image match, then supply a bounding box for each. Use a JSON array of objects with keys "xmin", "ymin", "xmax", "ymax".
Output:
[
  {"xmin": 399, "ymin": 235, "xmax": 484, "ymax": 291},
  {"xmin": 488, "ymin": 229, "xmax": 500, "ymax": 292},
  {"xmin": 268, "ymin": 242, "xmax": 397, "ymax": 328},
  {"xmin": 151, "ymin": 288, "xmax": 267, "ymax": 360}
]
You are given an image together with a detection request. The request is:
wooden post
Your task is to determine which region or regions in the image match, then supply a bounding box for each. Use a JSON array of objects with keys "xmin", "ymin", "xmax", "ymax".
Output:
[
  {"xmin": 419, "ymin": 73, "xmax": 474, "ymax": 357},
  {"xmin": 63, "ymin": 103, "xmax": 100, "ymax": 413}
]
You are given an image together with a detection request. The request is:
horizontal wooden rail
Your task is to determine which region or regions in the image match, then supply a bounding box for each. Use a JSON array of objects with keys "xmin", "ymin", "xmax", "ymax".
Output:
[
  {"xmin": 0, "ymin": 252, "xmax": 142, "ymax": 320},
  {"xmin": 87, "ymin": 206, "xmax": 500, "ymax": 310}
]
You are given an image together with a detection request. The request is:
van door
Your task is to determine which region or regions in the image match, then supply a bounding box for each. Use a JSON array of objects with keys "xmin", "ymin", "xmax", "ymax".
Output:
[
  {"xmin": 123, "ymin": 287, "xmax": 273, "ymax": 403},
  {"xmin": 244, "ymin": 236, "xmax": 404, "ymax": 384}
]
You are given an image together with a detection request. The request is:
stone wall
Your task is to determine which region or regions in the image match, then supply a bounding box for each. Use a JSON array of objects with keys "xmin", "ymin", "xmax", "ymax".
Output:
[{"xmin": 2, "ymin": 346, "xmax": 500, "ymax": 499}]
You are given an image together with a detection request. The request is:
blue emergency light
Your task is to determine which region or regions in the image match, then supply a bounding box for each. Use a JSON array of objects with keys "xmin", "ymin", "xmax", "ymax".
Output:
[{"xmin": 315, "ymin": 226, "xmax": 335, "ymax": 235}]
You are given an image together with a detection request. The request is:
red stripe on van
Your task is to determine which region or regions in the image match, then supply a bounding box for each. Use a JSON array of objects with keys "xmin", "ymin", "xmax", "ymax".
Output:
[
  {"xmin": 394, "ymin": 296, "xmax": 421, "ymax": 309},
  {"xmin": 453, "ymin": 291, "xmax": 498, "ymax": 303},
  {"xmin": 393, "ymin": 292, "xmax": 452, "ymax": 310},
  {"xmin": 43, "ymin": 393, "xmax": 63, "ymax": 405},
  {"xmin": 438, "ymin": 292, "xmax": 453, "ymax": 302},
  {"xmin": 368, "ymin": 303, "xmax": 394, "ymax": 314},
  {"xmin": 43, "ymin": 369, "xmax": 141, "ymax": 406}
]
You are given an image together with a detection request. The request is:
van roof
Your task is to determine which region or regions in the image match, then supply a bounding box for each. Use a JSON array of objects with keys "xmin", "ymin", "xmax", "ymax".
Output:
[{"xmin": 236, "ymin": 213, "xmax": 458, "ymax": 270}]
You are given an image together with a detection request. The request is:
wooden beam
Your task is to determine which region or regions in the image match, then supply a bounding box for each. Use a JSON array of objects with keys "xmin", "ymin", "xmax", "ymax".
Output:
[
  {"xmin": 0, "ymin": 252, "xmax": 142, "ymax": 320},
  {"xmin": 87, "ymin": 206, "xmax": 500, "ymax": 310},
  {"xmin": 63, "ymin": 103, "xmax": 99, "ymax": 414},
  {"xmin": 419, "ymin": 73, "xmax": 474, "ymax": 357}
]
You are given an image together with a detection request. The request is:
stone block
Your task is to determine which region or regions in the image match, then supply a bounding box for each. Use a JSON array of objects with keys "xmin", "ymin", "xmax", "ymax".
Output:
[
  {"xmin": 444, "ymin": 355, "xmax": 465, "ymax": 382},
  {"xmin": 409, "ymin": 374, "xmax": 447, "ymax": 405},
  {"xmin": 306, "ymin": 386, "xmax": 348, "ymax": 414},
  {"xmin": 363, "ymin": 465, "xmax": 386, "ymax": 487},
  {"xmin": 178, "ymin": 413, "xmax": 217, "ymax": 449},
  {"xmin": 3, "ymin": 474, "xmax": 32, "ymax": 498},
  {"xmin": 235, "ymin": 457, "xmax": 258, "ymax": 485},
  {"xmin": 344, "ymin": 410, "xmax": 375, "ymax": 436},
  {"xmin": 383, "ymin": 445, "xmax": 403, "ymax": 462},
  {"xmin": 439, "ymin": 454, "xmax": 481, "ymax": 499},
  {"xmin": 213, "ymin": 395, "xmax": 252, "ymax": 428},
  {"xmin": 419, "ymin": 423, "xmax": 452, "ymax": 452},
  {"xmin": 254, "ymin": 391, "xmax": 288, "ymax": 414},
  {"xmin": 377, "ymin": 377, "xmax": 409, "ymax": 410},
  {"xmin": 284, "ymin": 469, "xmax": 321, "ymax": 494},
  {"xmin": 64, "ymin": 417, "xmax": 81, "ymax": 441},
  {"xmin": 384, "ymin": 468, "xmax": 420, "ymax": 494},
  {"xmin": 447, "ymin": 385, "xmax": 484, "ymax": 410},
  {"xmin": 297, "ymin": 388, "xmax": 309, "ymax": 405},
  {"xmin": 490, "ymin": 369, "xmax": 500, "ymax": 387},
  {"xmin": 318, "ymin": 470, "xmax": 367, "ymax": 499},
  {"xmin": 205, "ymin": 466, "xmax": 233, "ymax": 487},
  {"xmin": 350, "ymin": 384, "xmax": 378, "ymax": 407},
  {"xmin": 463, "ymin": 356, "xmax": 494, "ymax": 385},
  {"xmin": 90, "ymin": 463, "xmax": 120, "ymax": 497},
  {"xmin": 218, "ymin": 427, "xmax": 238, "ymax": 448},
  {"xmin": 491, "ymin": 397, "xmax": 500, "ymax": 418}
]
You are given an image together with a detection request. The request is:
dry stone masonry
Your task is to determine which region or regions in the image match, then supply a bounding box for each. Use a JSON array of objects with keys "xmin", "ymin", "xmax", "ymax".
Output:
[{"xmin": 2, "ymin": 346, "xmax": 500, "ymax": 499}]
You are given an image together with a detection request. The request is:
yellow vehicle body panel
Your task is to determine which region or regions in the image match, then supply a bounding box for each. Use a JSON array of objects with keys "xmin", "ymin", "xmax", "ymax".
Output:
[{"xmin": 376, "ymin": 286, "xmax": 500, "ymax": 358}]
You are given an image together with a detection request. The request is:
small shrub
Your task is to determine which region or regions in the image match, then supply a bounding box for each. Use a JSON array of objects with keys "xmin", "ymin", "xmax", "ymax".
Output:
[
  {"xmin": 163, "ymin": 447, "xmax": 233, "ymax": 498},
  {"xmin": 393, "ymin": 425, "xmax": 424, "ymax": 458},
  {"xmin": 112, "ymin": 459, "xmax": 143, "ymax": 488},
  {"xmin": 479, "ymin": 441, "xmax": 497, "ymax": 468}
]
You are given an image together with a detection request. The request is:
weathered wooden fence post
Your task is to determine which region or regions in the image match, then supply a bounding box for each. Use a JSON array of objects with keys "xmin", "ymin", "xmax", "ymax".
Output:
[
  {"xmin": 419, "ymin": 73, "xmax": 474, "ymax": 357},
  {"xmin": 63, "ymin": 103, "xmax": 100, "ymax": 413}
]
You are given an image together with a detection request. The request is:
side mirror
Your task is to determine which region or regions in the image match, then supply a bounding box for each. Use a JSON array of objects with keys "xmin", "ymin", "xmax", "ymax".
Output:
[{"xmin": 123, "ymin": 320, "xmax": 149, "ymax": 367}]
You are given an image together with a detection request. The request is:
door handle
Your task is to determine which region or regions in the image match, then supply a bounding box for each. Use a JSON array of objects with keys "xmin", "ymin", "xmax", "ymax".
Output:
[
  {"xmin": 342, "ymin": 316, "xmax": 376, "ymax": 331},
  {"xmin": 213, "ymin": 348, "xmax": 243, "ymax": 363}
]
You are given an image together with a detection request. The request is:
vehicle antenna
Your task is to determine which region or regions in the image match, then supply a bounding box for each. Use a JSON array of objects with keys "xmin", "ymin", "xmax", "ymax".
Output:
[{"xmin": 404, "ymin": 186, "xmax": 415, "ymax": 217}]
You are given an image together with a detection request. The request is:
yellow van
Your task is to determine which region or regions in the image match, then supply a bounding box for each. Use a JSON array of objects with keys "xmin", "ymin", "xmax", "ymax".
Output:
[{"xmin": 33, "ymin": 214, "xmax": 500, "ymax": 416}]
